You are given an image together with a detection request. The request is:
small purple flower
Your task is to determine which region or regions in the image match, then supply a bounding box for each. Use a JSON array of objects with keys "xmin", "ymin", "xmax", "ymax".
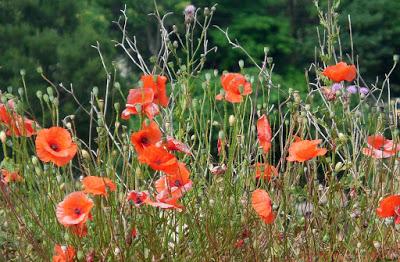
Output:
[
  {"xmin": 359, "ymin": 87, "xmax": 369, "ymax": 95},
  {"xmin": 331, "ymin": 83, "xmax": 342, "ymax": 93},
  {"xmin": 346, "ymin": 85, "xmax": 357, "ymax": 94},
  {"xmin": 184, "ymin": 5, "xmax": 196, "ymax": 24}
]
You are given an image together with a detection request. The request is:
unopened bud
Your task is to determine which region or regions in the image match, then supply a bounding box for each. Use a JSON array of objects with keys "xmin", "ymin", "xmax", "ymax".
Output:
[
  {"xmin": 218, "ymin": 130, "xmax": 225, "ymax": 139},
  {"xmin": 238, "ymin": 60, "xmax": 244, "ymax": 69},
  {"xmin": 0, "ymin": 131, "xmax": 6, "ymax": 143},
  {"xmin": 228, "ymin": 115, "xmax": 236, "ymax": 126},
  {"xmin": 81, "ymin": 149, "xmax": 90, "ymax": 160},
  {"xmin": 334, "ymin": 162, "xmax": 344, "ymax": 172}
]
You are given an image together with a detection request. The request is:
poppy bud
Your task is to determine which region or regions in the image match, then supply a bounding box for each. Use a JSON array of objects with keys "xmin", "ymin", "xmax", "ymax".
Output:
[
  {"xmin": 18, "ymin": 88, "xmax": 23, "ymax": 96},
  {"xmin": 228, "ymin": 115, "xmax": 236, "ymax": 126},
  {"xmin": 135, "ymin": 104, "xmax": 142, "ymax": 113},
  {"xmin": 53, "ymin": 97, "xmax": 59, "ymax": 107},
  {"xmin": 205, "ymin": 73, "xmax": 211, "ymax": 81},
  {"xmin": 114, "ymin": 82, "xmax": 121, "ymax": 90},
  {"xmin": 218, "ymin": 130, "xmax": 225, "ymax": 140},
  {"xmin": 238, "ymin": 60, "xmax": 244, "ymax": 69},
  {"xmin": 36, "ymin": 66, "xmax": 43, "ymax": 74},
  {"xmin": 0, "ymin": 131, "xmax": 6, "ymax": 143},
  {"xmin": 373, "ymin": 241, "xmax": 380, "ymax": 249},
  {"xmin": 172, "ymin": 25, "xmax": 178, "ymax": 33},
  {"xmin": 114, "ymin": 248, "xmax": 120, "ymax": 255},
  {"xmin": 77, "ymin": 250, "xmax": 84, "ymax": 260},
  {"xmin": 334, "ymin": 162, "xmax": 344, "ymax": 172},
  {"xmin": 338, "ymin": 133, "xmax": 346, "ymax": 142},
  {"xmin": 81, "ymin": 149, "xmax": 90, "ymax": 160},
  {"xmin": 35, "ymin": 166, "xmax": 41, "ymax": 175},
  {"xmin": 20, "ymin": 69, "xmax": 25, "ymax": 76},
  {"xmin": 213, "ymin": 69, "xmax": 218, "ymax": 77},
  {"xmin": 322, "ymin": 234, "xmax": 329, "ymax": 242},
  {"xmin": 204, "ymin": 7, "xmax": 210, "ymax": 16},
  {"xmin": 43, "ymin": 94, "xmax": 49, "ymax": 103},
  {"xmin": 92, "ymin": 87, "xmax": 98, "ymax": 96},
  {"xmin": 98, "ymin": 99, "xmax": 104, "ymax": 111},
  {"xmin": 65, "ymin": 122, "xmax": 72, "ymax": 130},
  {"xmin": 191, "ymin": 135, "xmax": 196, "ymax": 141},
  {"xmin": 394, "ymin": 54, "xmax": 399, "ymax": 63}
]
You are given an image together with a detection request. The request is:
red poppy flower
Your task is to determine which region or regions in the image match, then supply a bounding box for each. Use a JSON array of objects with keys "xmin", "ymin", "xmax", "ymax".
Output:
[
  {"xmin": 56, "ymin": 191, "xmax": 93, "ymax": 226},
  {"xmin": 156, "ymin": 163, "xmax": 192, "ymax": 197},
  {"xmin": 82, "ymin": 176, "xmax": 116, "ymax": 196},
  {"xmin": 0, "ymin": 104, "xmax": 37, "ymax": 137},
  {"xmin": 165, "ymin": 136, "xmax": 192, "ymax": 155},
  {"xmin": 127, "ymin": 190, "xmax": 150, "ymax": 207},
  {"xmin": 376, "ymin": 195, "xmax": 400, "ymax": 224},
  {"xmin": 35, "ymin": 127, "xmax": 78, "ymax": 167},
  {"xmin": 217, "ymin": 73, "xmax": 252, "ymax": 103},
  {"xmin": 287, "ymin": 138, "xmax": 327, "ymax": 162},
  {"xmin": 53, "ymin": 244, "xmax": 75, "ymax": 262},
  {"xmin": 362, "ymin": 135, "xmax": 400, "ymax": 159},
  {"xmin": 251, "ymin": 189, "xmax": 275, "ymax": 224},
  {"xmin": 257, "ymin": 114, "xmax": 272, "ymax": 154},
  {"xmin": 130, "ymin": 121, "xmax": 162, "ymax": 154},
  {"xmin": 322, "ymin": 62, "xmax": 357, "ymax": 82},
  {"xmin": 1, "ymin": 169, "xmax": 22, "ymax": 184},
  {"xmin": 255, "ymin": 163, "xmax": 278, "ymax": 181},
  {"xmin": 141, "ymin": 75, "xmax": 169, "ymax": 107},
  {"xmin": 138, "ymin": 145, "xmax": 178, "ymax": 172},
  {"xmin": 121, "ymin": 88, "xmax": 159, "ymax": 120}
]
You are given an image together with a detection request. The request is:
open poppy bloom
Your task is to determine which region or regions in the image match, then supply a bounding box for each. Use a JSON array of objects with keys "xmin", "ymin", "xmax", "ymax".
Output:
[
  {"xmin": 216, "ymin": 73, "xmax": 252, "ymax": 103},
  {"xmin": 52, "ymin": 244, "xmax": 75, "ymax": 262},
  {"xmin": 287, "ymin": 138, "xmax": 327, "ymax": 162},
  {"xmin": 121, "ymin": 88, "xmax": 160, "ymax": 120},
  {"xmin": 257, "ymin": 114, "xmax": 272, "ymax": 154},
  {"xmin": 1, "ymin": 169, "xmax": 22, "ymax": 184},
  {"xmin": 156, "ymin": 162, "xmax": 192, "ymax": 197},
  {"xmin": 0, "ymin": 104, "xmax": 37, "ymax": 137},
  {"xmin": 35, "ymin": 127, "xmax": 77, "ymax": 167},
  {"xmin": 141, "ymin": 75, "xmax": 169, "ymax": 107},
  {"xmin": 56, "ymin": 191, "xmax": 93, "ymax": 227},
  {"xmin": 127, "ymin": 190, "xmax": 150, "ymax": 207},
  {"xmin": 255, "ymin": 163, "xmax": 278, "ymax": 181},
  {"xmin": 82, "ymin": 176, "xmax": 116, "ymax": 196},
  {"xmin": 376, "ymin": 195, "xmax": 400, "ymax": 224},
  {"xmin": 130, "ymin": 121, "xmax": 162, "ymax": 154},
  {"xmin": 138, "ymin": 145, "xmax": 178, "ymax": 172},
  {"xmin": 251, "ymin": 189, "xmax": 275, "ymax": 224},
  {"xmin": 362, "ymin": 135, "xmax": 400, "ymax": 159},
  {"xmin": 165, "ymin": 136, "xmax": 192, "ymax": 155},
  {"xmin": 322, "ymin": 62, "xmax": 357, "ymax": 82}
]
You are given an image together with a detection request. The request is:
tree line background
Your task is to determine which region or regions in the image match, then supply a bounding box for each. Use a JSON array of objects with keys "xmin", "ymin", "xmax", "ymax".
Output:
[{"xmin": 0, "ymin": 0, "xmax": 399, "ymax": 137}]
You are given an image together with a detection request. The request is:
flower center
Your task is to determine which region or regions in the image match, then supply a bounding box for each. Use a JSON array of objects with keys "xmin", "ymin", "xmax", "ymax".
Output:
[
  {"xmin": 174, "ymin": 180, "xmax": 181, "ymax": 187},
  {"xmin": 50, "ymin": 143, "xmax": 59, "ymax": 151},
  {"xmin": 140, "ymin": 137, "xmax": 149, "ymax": 145},
  {"xmin": 74, "ymin": 208, "xmax": 82, "ymax": 216},
  {"xmin": 135, "ymin": 197, "xmax": 143, "ymax": 204}
]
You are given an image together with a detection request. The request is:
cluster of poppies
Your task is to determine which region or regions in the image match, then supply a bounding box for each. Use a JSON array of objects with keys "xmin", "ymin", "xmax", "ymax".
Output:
[{"xmin": 2, "ymin": 62, "xmax": 400, "ymax": 260}]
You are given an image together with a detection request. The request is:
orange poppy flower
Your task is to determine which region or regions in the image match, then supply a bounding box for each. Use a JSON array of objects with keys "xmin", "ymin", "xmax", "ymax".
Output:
[
  {"xmin": 130, "ymin": 121, "xmax": 162, "ymax": 154},
  {"xmin": 376, "ymin": 195, "xmax": 400, "ymax": 224},
  {"xmin": 322, "ymin": 62, "xmax": 357, "ymax": 82},
  {"xmin": 35, "ymin": 127, "xmax": 77, "ymax": 167},
  {"xmin": 362, "ymin": 135, "xmax": 400, "ymax": 159},
  {"xmin": 257, "ymin": 114, "xmax": 272, "ymax": 154},
  {"xmin": 52, "ymin": 244, "xmax": 75, "ymax": 262},
  {"xmin": 217, "ymin": 73, "xmax": 252, "ymax": 103},
  {"xmin": 217, "ymin": 138, "xmax": 224, "ymax": 155},
  {"xmin": 251, "ymin": 189, "xmax": 275, "ymax": 224},
  {"xmin": 141, "ymin": 75, "xmax": 169, "ymax": 107},
  {"xmin": 138, "ymin": 145, "xmax": 178, "ymax": 172},
  {"xmin": 127, "ymin": 190, "xmax": 150, "ymax": 207},
  {"xmin": 287, "ymin": 138, "xmax": 327, "ymax": 162},
  {"xmin": 0, "ymin": 104, "xmax": 37, "ymax": 137},
  {"xmin": 165, "ymin": 136, "xmax": 192, "ymax": 155},
  {"xmin": 155, "ymin": 163, "xmax": 192, "ymax": 198},
  {"xmin": 56, "ymin": 191, "xmax": 93, "ymax": 226},
  {"xmin": 255, "ymin": 163, "xmax": 278, "ymax": 181},
  {"xmin": 121, "ymin": 88, "xmax": 159, "ymax": 120},
  {"xmin": 1, "ymin": 169, "xmax": 22, "ymax": 184},
  {"xmin": 82, "ymin": 176, "xmax": 116, "ymax": 196}
]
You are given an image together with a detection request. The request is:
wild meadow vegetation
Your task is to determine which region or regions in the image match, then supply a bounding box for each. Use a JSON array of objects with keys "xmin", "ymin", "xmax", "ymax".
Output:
[{"xmin": 1, "ymin": 1, "xmax": 400, "ymax": 261}]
